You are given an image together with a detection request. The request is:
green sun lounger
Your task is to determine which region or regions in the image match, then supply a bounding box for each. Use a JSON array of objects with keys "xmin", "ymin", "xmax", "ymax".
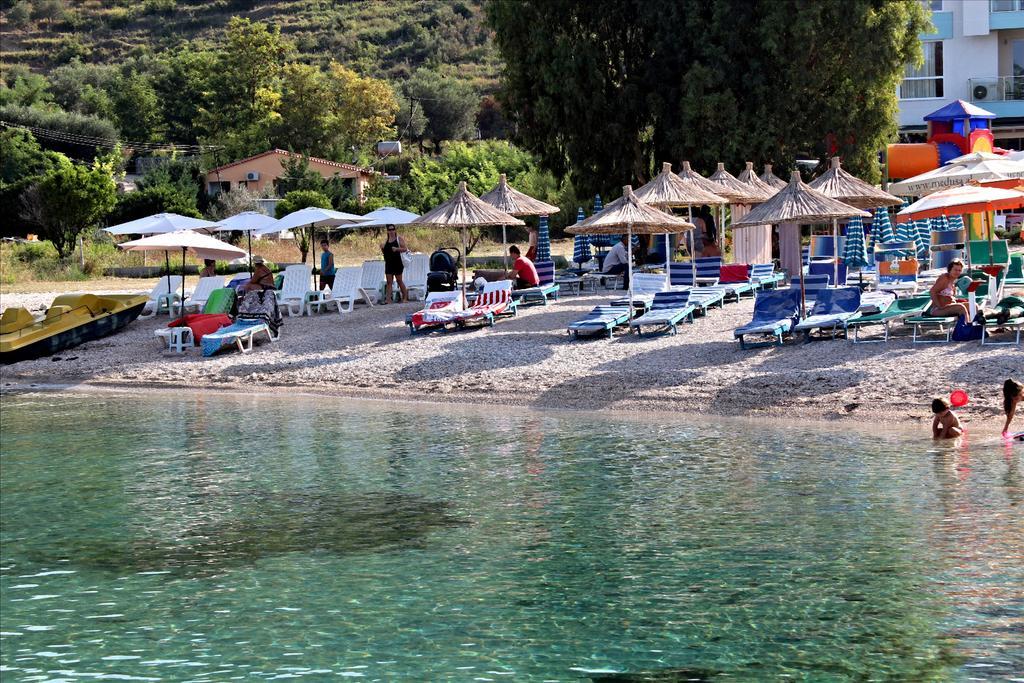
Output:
[
  {"xmin": 905, "ymin": 312, "xmax": 958, "ymax": 343},
  {"xmin": 846, "ymin": 295, "xmax": 930, "ymax": 343},
  {"xmin": 981, "ymin": 317, "xmax": 1024, "ymax": 346},
  {"xmin": 201, "ymin": 288, "xmax": 236, "ymax": 315}
]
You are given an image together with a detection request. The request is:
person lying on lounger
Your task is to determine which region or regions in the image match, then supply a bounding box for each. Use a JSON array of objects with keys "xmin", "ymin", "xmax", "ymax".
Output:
[
  {"xmin": 932, "ymin": 397, "xmax": 964, "ymax": 439},
  {"xmin": 928, "ymin": 259, "xmax": 969, "ymax": 320}
]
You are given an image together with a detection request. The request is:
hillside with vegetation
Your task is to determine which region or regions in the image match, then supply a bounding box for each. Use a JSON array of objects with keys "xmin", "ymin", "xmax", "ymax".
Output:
[{"xmin": 0, "ymin": 0, "xmax": 500, "ymax": 91}]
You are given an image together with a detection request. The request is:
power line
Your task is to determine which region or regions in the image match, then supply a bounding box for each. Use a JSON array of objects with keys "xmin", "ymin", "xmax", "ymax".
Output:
[{"xmin": 0, "ymin": 120, "xmax": 223, "ymax": 153}]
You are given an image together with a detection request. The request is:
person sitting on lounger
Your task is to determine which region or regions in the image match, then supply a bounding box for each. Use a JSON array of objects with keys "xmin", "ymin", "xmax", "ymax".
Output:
[
  {"xmin": 932, "ymin": 397, "xmax": 963, "ymax": 439},
  {"xmin": 506, "ymin": 245, "xmax": 539, "ymax": 289},
  {"xmin": 240, "ymin": 256, "xmax": 275, "ymax": 292},
  {"xmin": 1003, "ymin": 378, "xmax": 1022, "ymax": 436},
  {"xmin": 603, "ymin": 236, "xmax": 630, "ymax": 289},
  {"xmin": 987, "ymin": 293, "xmax": 1024, "ymax": 325},
  {"xmin": 928, "ymin": 259, "xmax": 968, "ymax": 319},
  {"xmin": 199, "ymin": 259, "xmax": 217, "ymax": 278}
]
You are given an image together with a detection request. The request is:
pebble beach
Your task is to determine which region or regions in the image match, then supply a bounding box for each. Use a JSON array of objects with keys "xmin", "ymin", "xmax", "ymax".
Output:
[{"xmin": 1, "ymin": 285, "xmax": 1019, "ymax": 433}]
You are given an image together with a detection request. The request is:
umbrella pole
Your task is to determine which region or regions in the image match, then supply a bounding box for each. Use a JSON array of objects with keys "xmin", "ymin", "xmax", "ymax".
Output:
[
  {"xmin": 987, "ymin": 211, "xmax": 994, "ymax": 264},
  {"xmin": 164, "ymin": 250, "xmax": 171, "ymax": 300},
  {"xmin": 832, "ymin": 218, "xmax": 839, "ymax": 286},
  {"xmin": 310, "ymin": 223, "xmax": 317, "ymax": 291},
  {"xmin": 688, "ymin": 205, "xmax": 696, "ymax": 285},
  {"xmin": 627, "ymin": 224, "xmax": 634, "ymax": 320},
  {"xmin": 461, "ymin": 227, "xmax": 468, "ymax": 308},
  {"xmin": 502, "ymin": 225, "xmax": 508, "ymax": 270},
  {"xmin": 181, "ymin": 247, "xmax": 187, "ymax": 315},
  {"xmin": 798, "ymin": 227, "xmax": 806, "ymax": 319},
  {"xmin": 248, "ymin": 230, "xmax": 253, "ymax": 277}
]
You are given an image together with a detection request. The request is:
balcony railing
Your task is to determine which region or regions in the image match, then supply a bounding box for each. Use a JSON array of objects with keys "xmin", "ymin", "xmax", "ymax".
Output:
[
  {"xmin": 969, "ymin": 76, "xmax": 1024, "ymax": 101},
  {"xmin": 992, "ymin": 0, "xmax": 1024, "ymax": 11}
]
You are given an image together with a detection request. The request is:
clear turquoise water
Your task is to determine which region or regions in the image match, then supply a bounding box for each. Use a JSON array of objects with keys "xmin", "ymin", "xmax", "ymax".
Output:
[{"xmin": 1, "ymin": 392, "xmax": 1021, "ymax": 682}]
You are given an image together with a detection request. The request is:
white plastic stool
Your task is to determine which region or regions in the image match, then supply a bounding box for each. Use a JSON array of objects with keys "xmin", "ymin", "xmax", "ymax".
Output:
[{"xmin": 166, "ymin": 326, "xmax": 193, "ymax": 353}]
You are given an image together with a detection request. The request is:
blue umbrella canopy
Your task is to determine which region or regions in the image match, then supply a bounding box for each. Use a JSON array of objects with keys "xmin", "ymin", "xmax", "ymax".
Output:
[
  {"xmin": 873, "ymin": 207, "xmax": 896, "ymax": 243},
  {"xmin": 572, "ymin": 207, "xmax": 592, "ymax": 265},
  {"xmin": 948, "ymin": 214, "xmax": 965, "ymax": 232},
  {"xmin": 536, "ymin": 214, "xmax": 551, "ymax": 261},
  {"xmin": 914, "ymin": 218, "xmax": 931, "ymax": 257},
  {"xmin": 590, "ymin": 194, "xmax": 615, "ymax": 247},
  {"xmin": 842, "ymin": 217, "xmax": 869, "ymax": 269},
  {"xmin": 894, "ymin": 216, "xmax": 918, "ymax": 259}
]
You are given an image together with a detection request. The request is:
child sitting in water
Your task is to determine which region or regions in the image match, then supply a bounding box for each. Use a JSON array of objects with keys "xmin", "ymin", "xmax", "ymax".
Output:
[{"xmin": 932, "ymin": 398, "xmax": 963, "ymax": 439}]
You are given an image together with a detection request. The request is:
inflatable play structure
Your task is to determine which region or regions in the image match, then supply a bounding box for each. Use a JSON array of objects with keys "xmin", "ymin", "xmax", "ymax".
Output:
[{"xmin": 887, "ymin": 100, "xmax": 997, "ymax": 180}]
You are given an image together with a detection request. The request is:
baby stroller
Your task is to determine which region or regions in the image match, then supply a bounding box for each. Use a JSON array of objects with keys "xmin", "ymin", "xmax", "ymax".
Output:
[{"xmin": 427, "ymin": 247, "xmax": 461, "ymax": 293}]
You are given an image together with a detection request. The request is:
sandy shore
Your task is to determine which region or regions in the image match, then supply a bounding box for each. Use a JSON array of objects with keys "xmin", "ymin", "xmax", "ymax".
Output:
[{"xmin": 1, "ymin": 286, "xmax": 1020, "ymax": 433}]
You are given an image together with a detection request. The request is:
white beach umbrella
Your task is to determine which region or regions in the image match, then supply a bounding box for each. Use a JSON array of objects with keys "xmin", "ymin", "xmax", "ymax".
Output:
[
  {"xmin": 105, "ymin": 212, "xmax": 221, "ymax": 236},
  {"xmin": 888, "ymin": 152, "xmax": 1024, "ymax": 197},
  {"xmin": 259, "ymin": 207, "xmax": 373, "ymax": 288},
  {"xmin": 118, "ymin": 230, "xmax": 247, "ymax": 306},
  {"xmin": 217, "ymin": 211, "xmax": 279, "ymax": 275},
  {"xmin": 354, "ymin": 206, "xmax": 420, "ymax": 228}
]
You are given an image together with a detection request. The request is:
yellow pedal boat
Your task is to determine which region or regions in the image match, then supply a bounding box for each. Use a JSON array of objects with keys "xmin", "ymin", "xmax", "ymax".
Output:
[{"xmin": 1, "ymin": 293, "xmax": 149, "ymax": 364}]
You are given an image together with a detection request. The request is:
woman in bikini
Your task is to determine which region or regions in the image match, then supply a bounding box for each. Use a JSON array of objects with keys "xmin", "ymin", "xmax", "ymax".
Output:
[{"xmin": 928, "ymin": 258, "xmax": 969, "ymax": 319}]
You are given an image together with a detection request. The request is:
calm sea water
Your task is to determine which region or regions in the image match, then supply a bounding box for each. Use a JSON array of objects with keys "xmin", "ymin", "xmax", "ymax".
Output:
[{"xmin": 1, "ymin": 391, "xmax": 1021, "ymax": 682}]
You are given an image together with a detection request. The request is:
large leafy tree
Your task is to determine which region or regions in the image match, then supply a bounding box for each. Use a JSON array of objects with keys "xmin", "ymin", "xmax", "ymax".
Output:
[
  {"xmin": 487, "ymin": 0, "xmax": 929, "ymax": 192},
  {"xmin": 402, "ymin": 68, "xmax": 478, "ymax": 152},
  {"xmin": 25, "ymin": 157, "xmax": 117, "ymax": 260}
]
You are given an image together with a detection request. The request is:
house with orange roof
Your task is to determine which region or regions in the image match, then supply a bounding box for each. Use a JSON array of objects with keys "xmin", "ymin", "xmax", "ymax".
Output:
[{"xmin": 205, "ymin": 149, "xmax": 377, "ymax": 201}]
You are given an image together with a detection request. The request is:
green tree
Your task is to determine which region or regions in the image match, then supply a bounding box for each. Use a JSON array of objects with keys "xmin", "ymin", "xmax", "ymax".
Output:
[
  {"xmin": 273, "ymin": 62, "xmax": 331, "ymax": 155},
  {"xmin": 25, "ymin": 157, "xmax": 117, "ymax": 260},
  {"xmin": 6, "ymin": 1, "xmax": 31, "ymax": 29},
  {"xmin": 402, "ymin": 68, "xmax": 477, "ymax": 152},
  {"xmin": 47, "ymin": 60, "xmax": 117, "ymax": 119},
  {"xmin": 0, "ymin": 72, "xmax": 53, "ymax": 108},
  {"xmin": 152, "ymin": 49, "xmax": 216, "ymax": 144},
  {"xmin": 107, "ymin": 185, "xmax": 201, "ymax": 226},
  {"xmin": 0, "ymin": 129, "xmax": 60, "ymax": 184},
  {"xmin": 112, "ymin": 72, "xmax": 161, "ymax": 141},
  {"xmin": 487, "ymin": 0, "xmax": 929, "ymax": 190},
  {"xmin": 275, "ymin": 188, "xmax": 331, "ymax": 262}
]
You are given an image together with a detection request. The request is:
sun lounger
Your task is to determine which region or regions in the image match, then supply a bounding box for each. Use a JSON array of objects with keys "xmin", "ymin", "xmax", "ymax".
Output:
[
  {"xmin": 567, "ymin": 305, "xmax": 631, "ymax": 340},
  {"xmin": 455, "ymin": 280, "xmax": 516, "ymax": 328},
  {"xmin": 981, "ymin": 317, "xmax": 1023, "ymax": 346},
  {"xmin": 609, "ymin": 272, "xmax": 667, "ymax": 311},
  {"xmin": 512, "ymin": 260, "xmax": 560, "ymax": 305},
  {"xmin": 875, "ymin": 258, "xmax": 919, "ymax": 294},
  {"xmin": 789, "ymin": 274, "xmax": 831, "ymax": 305},
  {"xmin": 173, "ymin": 276, "xmax": 225, "ymax": 315},
  {"xmin": 905, "ymin": 312, "xmax": 959, "ymax": 344},
  {"xmin": 968, "ymin": 239, "xmax": 1010, "ymax": 269},
  {"xmin": 750, "ymin": 263, "xmax": 785, "ymax": 290},
  {"xmin": 858, "ymin": 290, "xmax": 896, "ymax": 314},
  {"xmin": 629, "ymin": 291, "xmax": 695, "ymax": 336},
  {"xmin": 404, "ymin": 253, "xmax": 429, "ymax": 301},
  {"xmin": 138, "ymin": 276, "xmax": 184, "ymax": 318},
  {"xmin": 200, "ymin": 319, "xmax": 278, "ymax": 356},
  {"xmin": 846, "ymin": 295, "xmax": 929, "ymax": 343},
  {"xmin": 718, "ymin": 264, "xmax": 757, "ymax": 300},
  {"xmin": 683, "ymin": 286, "xmax": 727, "ymax": 314},
  {"xmin": 407, "ymin": 290, "xmax": 465, "ymax": 334},
  {"xmin": 275, "ymin": 265, "xmax": 315, "ymax": 316},
  {"xmin": 1004, "ymin": 254, "xmax": 1023, "ymax": 287},
  {"xmin": 308, "ymin": 267, "xmax": 361, "ymax": 314},
  {"xmin": 733, "ymin": 288, "xmax": 801, "ymax": 349},
  {"xmin": 357, "ymin": 260, "xmax": 385, "ymax": 305},
  {"xmin": 669, "ymin": 259, "xmax": 720, "ymax": 287},
  {"xmin": 793, "ymin": 286, "xmax": 862, "ymax": 339},
  {"xmin": 201, "ymin": 288, "xmax": 236, "ymax": 315}
]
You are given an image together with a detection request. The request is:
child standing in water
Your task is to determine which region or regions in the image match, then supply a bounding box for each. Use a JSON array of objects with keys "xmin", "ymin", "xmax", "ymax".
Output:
[
  {"xmin": 1003, "ymin": 378, "xmax": 1022, "ymax": 439},
  {"xmin": 932, "ymin": 398, "xmax": 964, "ymax": 439}
]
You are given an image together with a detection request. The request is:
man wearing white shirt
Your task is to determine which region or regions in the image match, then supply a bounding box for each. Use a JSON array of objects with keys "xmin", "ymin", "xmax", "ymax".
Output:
[{"xmin": 602, "ymin": 236, "xmax": 629, "ymax": 289}]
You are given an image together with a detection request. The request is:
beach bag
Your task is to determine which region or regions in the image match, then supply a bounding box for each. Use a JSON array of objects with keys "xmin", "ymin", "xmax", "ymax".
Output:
[{"xmin": 951, "ymin": 315, "xmax": 983, "ymax": 342}]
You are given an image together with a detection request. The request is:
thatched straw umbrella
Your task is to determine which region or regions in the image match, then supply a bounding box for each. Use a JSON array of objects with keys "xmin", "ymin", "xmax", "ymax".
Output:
[
  {"xmin": 736, "ymin": 162, "xmax": 779, "ymax": 200},
  {"xmin": 675, "ymin": 161, "xmax": 729, "ymax": 269},
  {"xmin": 733, "ymin": 162, "xmax": 779, "ymax": 267},
  {"xmin": 411, "ymin": 181, "xmax": 524, "ymax": 305},
  {"xmin": 479, "ymin": 173, "xmax": 560, "ymax": 269},
  {"xmin": 633, "ymin": 162, "xmax": 718, "ymax": 278},
  {"xmin": 809, "ymin": 157, "xmax": 902, "ymax": 283},
  {"xmin": 706, "ymin": 163, "xmax": 764, "ymax": 262},
  {"xmin": 567, "ymin": 185, "xmax": 694, "ymax": 313},
  {"xmin": 732, "ymin": 171, "xmax": 869, "ymax": 317},
  {"xmin": 760, "ymin": 164, "xmax": 788, "ymax": 190}
]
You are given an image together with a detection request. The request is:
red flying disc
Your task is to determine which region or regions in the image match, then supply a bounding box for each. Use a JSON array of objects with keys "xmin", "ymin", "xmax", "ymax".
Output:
[{"xmin": 950, "ymin": 390, "xmax": 969, "ymax": 407}]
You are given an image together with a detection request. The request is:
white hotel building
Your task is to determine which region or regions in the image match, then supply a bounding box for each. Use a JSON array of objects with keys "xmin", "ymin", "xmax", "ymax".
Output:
[{"xmin": 898, "ymin": 0, "xmax": 1024, "ymax": 145}]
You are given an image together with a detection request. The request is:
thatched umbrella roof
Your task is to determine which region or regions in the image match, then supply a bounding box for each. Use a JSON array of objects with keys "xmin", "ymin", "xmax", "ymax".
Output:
[
  {"xmin": 732, "ymin": 171, "xmax": 870, "ymax": 227},
  {"xmin": 413, "ymin": 181, "xmax": 525, "ymax": 228},
  {"xmin": 759, "ymin": 163, "xmax": 788, "ymax": 190},
  {"xmin": 676, "ymin": 161, "xmax": 729, "ymax": 204},
  {"xmin": 567, "ymin": 185, "xmax": 695, "ymax": 235},
  {"xmin": 707, "ymin": 162, "xmax": 763, "ymax": 203},
  {"xmin": 736, "ymin": 161, "xmax": 778, "ymax": 200},
  {"xmin": 633, "ymin": 162, "xmax": 727, "ymax": 208},
  {"xmin": 808, "ymin": 157, "xmax": 901, "ymax": 209},
  {"xmin": 479, "ymin": 173, "xmax": 560, "ymax": 216}
]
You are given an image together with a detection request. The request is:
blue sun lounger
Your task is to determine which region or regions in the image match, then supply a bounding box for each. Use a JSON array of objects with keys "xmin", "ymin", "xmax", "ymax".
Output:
[
  {"xmin": 793, "ymin": 286, "xmax": 862, "ymax": 339},
  {"xmin": 751, "ymin": 263, "xmax": 785, "ymax": 289},
  {"xmin": 684, "ymin": 286, "xmax": 727, "ymax": 315},
  {"xmin": 511, "ymin": 260, "xmax": 560, "ymax": 306},
  {"xmin": 201, "ymin": 319, "xmax": 278, "ymax": 356},
  {"xmin": 630, "ymin": 291, "xmax": 695, "ymax": 336},
  {"xmin": 567, "ymin": 305, "xmax": 632, "ymax": 340},
  {"xmin": 733, "ymin": 288, "xmax": 801, "ymax": 349}
]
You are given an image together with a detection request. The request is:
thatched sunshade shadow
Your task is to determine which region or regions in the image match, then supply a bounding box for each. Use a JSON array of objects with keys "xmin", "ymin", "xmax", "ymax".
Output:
[
  {"xmin": 759, "ymin": 164, "xmax": 788, "ymax": 190},
  {"xmin": 411, "ymin": 181, "xmax": 524, "ymax": 302},
  {"xmin": 808, "ymin": 157, "xmax": 901, "ymax": 210},
  {"xmin": 567, "ymin": 185, "xmax": 694, "ymax": 314},
  {"xmin": 732, "ymin": 172, "xmax": 869, "ymax": 318},
  {"xmin": 479, "ymin": 173, "xmax": 559, "ymax": 268},
  {"xmin": 736, "ymin": 162, "xmax": 778, "ymax": 201},
  {"xmin": 707, "ymin": 163, "xmax": 763, "ymax": 204},
  {"xmin": 676, "ymin": 161, "xmax": 729, "ymax": 203}
]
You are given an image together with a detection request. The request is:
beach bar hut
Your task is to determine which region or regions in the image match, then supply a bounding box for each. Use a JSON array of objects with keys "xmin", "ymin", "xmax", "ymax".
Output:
[
  {"xmin": 411, "ymin": 181, "xmax": 524, "ymax": 305},
  {"xmin": 732, "ymin": 172, "xmax": 869, "ymax": 317},
  {"xmin": 480, "ymin": 173, "xmax": 560, "ymax": 269},
  {"xmin": 567, "ymin": 185, "xmax": 694, "ymax": 313}
]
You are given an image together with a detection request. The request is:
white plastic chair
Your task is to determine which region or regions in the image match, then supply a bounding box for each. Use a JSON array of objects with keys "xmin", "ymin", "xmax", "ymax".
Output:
[
  {"xmin": 357, "ymin": 260, "xmax": 385, "ymax": 306},
  {"xmin": 403, "ymin": 253, "xmax": 429, "ymax": 301},
  {"xmin": 138, "ymin": 276, "xmax": 183, "ymax": 318},
  {"xmin": 276, "ymin": 265, "xmax": 314, "ymax": 317},
  {"xmin": 173, "ymin": 276, "xmax": 225, "ymax": 315},
  {"xmin": 308, "ymin": 267, "xmax": 362, "ymax": 315}
]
